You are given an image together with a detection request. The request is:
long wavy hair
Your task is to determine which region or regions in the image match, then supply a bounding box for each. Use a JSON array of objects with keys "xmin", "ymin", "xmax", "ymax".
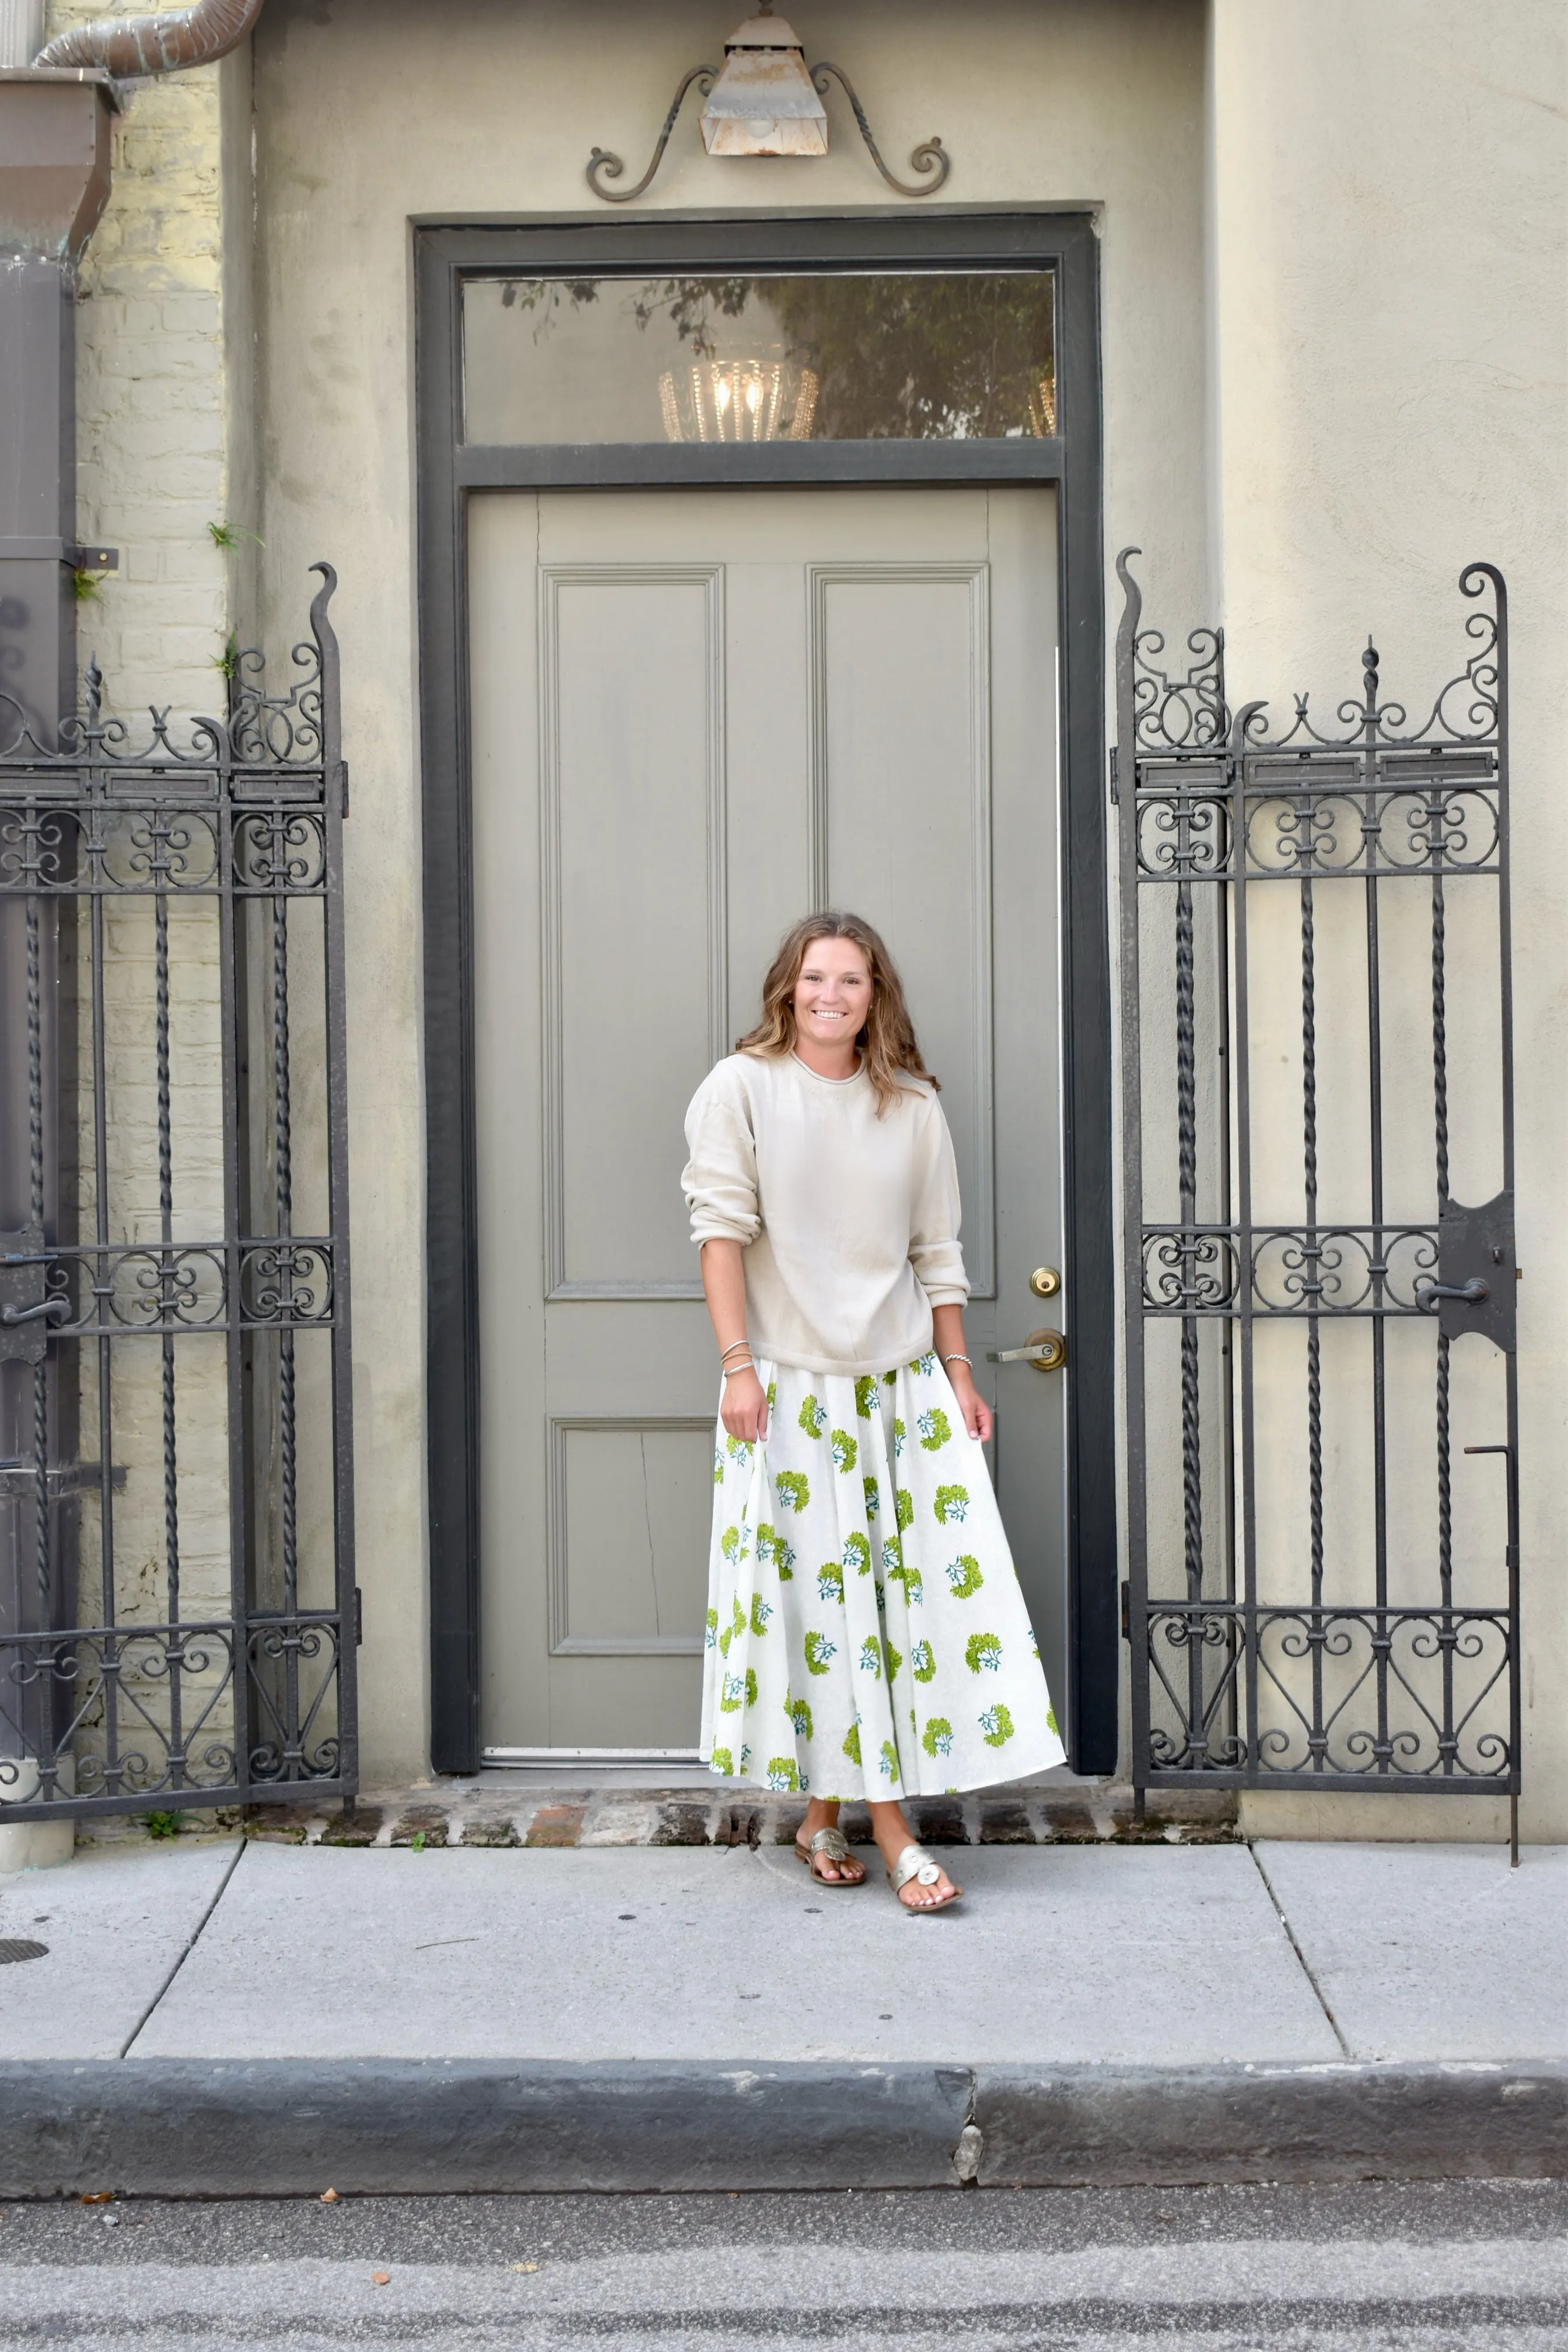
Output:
[{"xmin": 735, "ymin": 911, "xmax": 939, "ymax": 1116}]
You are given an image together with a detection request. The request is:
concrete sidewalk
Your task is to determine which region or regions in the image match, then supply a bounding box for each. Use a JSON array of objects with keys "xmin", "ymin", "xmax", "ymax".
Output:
[{"xmin": 1, "ymin": 1835, "xmax": 1563, "ymax": 2192}]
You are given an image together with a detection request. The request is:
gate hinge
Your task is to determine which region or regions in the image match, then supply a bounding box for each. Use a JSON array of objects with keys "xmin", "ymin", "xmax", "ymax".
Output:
[
  {"xmin": 332, "ymin": 760, "xmax": 349, "ymax": 818},
  {"xmin": 354, "ymin": 1585, "xmax": 363, "ymax": 1646},
  {"xmin": 1120, "ymin": 1578, "xmax": 1130, "ymax": 1642},
  {"xmin": 1108, "ymin": 745, "xmax": 1119, "ymax": 806}
]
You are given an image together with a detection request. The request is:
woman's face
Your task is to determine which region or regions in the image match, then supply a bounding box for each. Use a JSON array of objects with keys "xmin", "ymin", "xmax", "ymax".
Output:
[{"xmin": 793, "ymin": 936, "xmax": 873, "ymax": 1049}]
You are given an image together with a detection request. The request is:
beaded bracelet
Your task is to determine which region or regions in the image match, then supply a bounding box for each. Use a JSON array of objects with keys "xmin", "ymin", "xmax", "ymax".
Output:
[{"xmin": 941, "ymin": 1352, "xmax": 972, "ymax": 1370}]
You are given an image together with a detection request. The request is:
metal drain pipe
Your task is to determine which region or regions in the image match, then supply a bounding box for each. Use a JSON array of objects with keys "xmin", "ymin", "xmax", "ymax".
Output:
[{"xmin": 34, "ymin": 0, "xmax": 264, "ymax": 79}]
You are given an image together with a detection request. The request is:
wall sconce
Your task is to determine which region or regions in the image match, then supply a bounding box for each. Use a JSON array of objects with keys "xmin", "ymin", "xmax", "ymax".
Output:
[{"xmin": 586, "ymin": 4, "xmax": 950, "ymax": 204}]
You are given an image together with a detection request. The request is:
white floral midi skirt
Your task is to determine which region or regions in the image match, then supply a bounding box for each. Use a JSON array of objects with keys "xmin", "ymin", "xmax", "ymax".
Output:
[{"xmin": 700, "ymin": 1352, "xmax": 1065, "ymax": 1798}]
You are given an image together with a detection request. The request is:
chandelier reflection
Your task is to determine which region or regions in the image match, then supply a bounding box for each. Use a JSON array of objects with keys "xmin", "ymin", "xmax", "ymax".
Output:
[{"xmin": 659, "ymin": 358, "xmax": 820, "ymax": 443}]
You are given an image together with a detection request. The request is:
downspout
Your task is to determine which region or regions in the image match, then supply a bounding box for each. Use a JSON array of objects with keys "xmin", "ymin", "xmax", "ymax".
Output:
[{"xmin": 33, "ymin": 0, "xmax": 263, "ymax": 75}]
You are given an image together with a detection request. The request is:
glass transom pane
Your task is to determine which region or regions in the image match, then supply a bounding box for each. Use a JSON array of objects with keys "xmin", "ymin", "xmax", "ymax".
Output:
[{"xmin": 463, "ymin": 272, "xmax": 1056, "ymax": 445}]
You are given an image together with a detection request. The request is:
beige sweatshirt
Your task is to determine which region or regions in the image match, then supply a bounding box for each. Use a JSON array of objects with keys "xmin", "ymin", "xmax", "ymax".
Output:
[{"xmin": 682, "ymin": 1050, "xmax": 970, "ymax": 1378}]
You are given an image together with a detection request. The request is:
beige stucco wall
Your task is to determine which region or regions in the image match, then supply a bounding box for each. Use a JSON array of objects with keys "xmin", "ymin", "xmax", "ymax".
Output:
[
  {"xmin": 46, "ymin": 0, "xmax": 1562, "ymax": 1829},
  {"xmin": 246, "ymin": 0, "xmax": 1212, "ymax": 1784},
  {"xmin": 1209, "ymin": 0, "xmax": 1567, "ymax": 1842}
]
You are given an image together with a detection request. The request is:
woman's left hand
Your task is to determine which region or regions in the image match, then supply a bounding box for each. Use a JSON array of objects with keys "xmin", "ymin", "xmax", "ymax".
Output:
[{"xmin": 947, "ymin": 1367, "xmax": 993, "ymax": 1444}]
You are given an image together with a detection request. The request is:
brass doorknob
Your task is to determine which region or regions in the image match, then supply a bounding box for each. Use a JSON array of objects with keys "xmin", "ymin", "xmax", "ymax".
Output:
[
  {"xmin": 1029, "ymin": 1265, "xmax": 1062, "ymax": 1299},
  {"xmin": 987, "ymin": 1327, "xmax": 1068, "ymax": 1374}
]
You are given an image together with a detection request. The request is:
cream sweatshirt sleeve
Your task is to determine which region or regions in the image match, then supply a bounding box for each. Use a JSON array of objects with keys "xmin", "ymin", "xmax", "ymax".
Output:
[
  {"xmin": 907, "ymin": 1093, "xmax": 970, "ymax": 1307},
  {"xmin": 681, "ymin": 1066, "xmax": 762, "ymax": 1249}
]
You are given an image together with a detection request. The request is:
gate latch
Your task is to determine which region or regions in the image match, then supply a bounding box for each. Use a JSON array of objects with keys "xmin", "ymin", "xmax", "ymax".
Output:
[
  {"xmin": 0, "ymin": 1227, "xmax": 66, "ymax": 1366},
  {"xmin": 1415, "ymin": 1190, "xmax": 1516, "ymax": 1352}
]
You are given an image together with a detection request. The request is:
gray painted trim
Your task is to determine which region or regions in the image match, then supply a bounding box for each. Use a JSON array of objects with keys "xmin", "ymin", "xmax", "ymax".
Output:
[
  {"xmin": 546, "ymin": 1415, "xmax": 713, "ymax": 1657},
  {"xmin": 1, "ymin": 2060, "xmax": 1561, "ymax": 2194},
  {"xmin": 416, "ymin": 211, "xmax": 1115, "ymax": 1779}
]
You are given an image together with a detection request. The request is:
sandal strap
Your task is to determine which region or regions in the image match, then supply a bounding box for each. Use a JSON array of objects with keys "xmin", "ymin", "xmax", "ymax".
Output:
[
  {"xmin": 888, "ymin": 1842, "xmax": 944, "ymax": 1894},
  {"xmin": 806, "ymin": 1826, "xmax": 850, "ymax": 1863}
]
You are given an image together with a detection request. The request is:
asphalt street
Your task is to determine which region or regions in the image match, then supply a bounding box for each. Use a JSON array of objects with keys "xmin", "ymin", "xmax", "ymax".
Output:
[{"xmin": 1, "ymin": 2179, "xmax": 1564, "ymax": 2349}]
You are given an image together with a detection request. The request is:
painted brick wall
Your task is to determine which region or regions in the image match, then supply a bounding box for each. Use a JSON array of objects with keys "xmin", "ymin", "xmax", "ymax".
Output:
[{"xmin": 46, "ymin": 2, "xmax": 249, "ymax": 722}]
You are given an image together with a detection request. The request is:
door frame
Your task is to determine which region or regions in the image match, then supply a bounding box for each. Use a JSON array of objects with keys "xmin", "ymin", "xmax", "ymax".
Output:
[{"xmin": 414, "ymin": 208, "xmax": 1115, "ymax": 1776}]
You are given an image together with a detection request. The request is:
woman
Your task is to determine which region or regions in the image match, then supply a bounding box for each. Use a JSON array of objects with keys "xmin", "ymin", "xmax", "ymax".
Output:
[{"xmin": 682, "ymin": 912, "xmax": 1065, "ymax": 1913}]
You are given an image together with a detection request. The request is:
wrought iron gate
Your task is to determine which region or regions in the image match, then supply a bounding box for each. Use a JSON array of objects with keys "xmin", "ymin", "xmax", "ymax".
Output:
[
  {"xmin": 1117, "ymin": 554, "xmax": 1518, "ymax": 1842},
  {"xmin": 0, "ymin": 568, "xmax": 356, "ymax": 1822}
]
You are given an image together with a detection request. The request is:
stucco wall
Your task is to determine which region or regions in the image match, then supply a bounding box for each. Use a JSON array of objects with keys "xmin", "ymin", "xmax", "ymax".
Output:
[
  {"xmin": 246, "ymin": 0, "xmax": 1212, "ymax": 1784},
  {"xmin": 1209, "ymin": 0, "xmax": 1567, "ymax": 1841}
]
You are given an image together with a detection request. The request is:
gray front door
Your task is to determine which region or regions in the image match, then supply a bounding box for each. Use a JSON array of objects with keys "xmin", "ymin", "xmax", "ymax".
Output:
[{"xmin": 468, "ymin": 486, "xmax": 1065, "ymax": 1758}]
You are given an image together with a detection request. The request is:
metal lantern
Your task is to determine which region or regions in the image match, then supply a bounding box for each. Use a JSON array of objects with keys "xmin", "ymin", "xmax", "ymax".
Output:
[{"xmin": 699, "ymin": 8, "xmax": 828, "ymax": 158}]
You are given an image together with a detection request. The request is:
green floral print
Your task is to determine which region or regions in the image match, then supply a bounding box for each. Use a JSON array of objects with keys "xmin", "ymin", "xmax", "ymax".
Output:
[
  {"xmin": 830, "ymin": 1428, "xmax": 858, "ymax": 1473},
  {"xmin": 862, "ymin": 1475, "xmax": 881, "ymax": 1521},
  {"xmin": 965, "ymin": 1632, "xmax": 1002, "ymax": 1674},
  {"xmin": 766, "ymin": 1380, "xmax": 778, "ymax": 1412},
  {"xmin": 804, "ymin": 1630, "xmax": 836, "ymax": 1675},
  {"xmin": 750, "ymin": 1594, "xmax": 773, "ymax": 1636},
  {"xmin": 798, "ymin": 1394, "xmax": 827, "ymax": 1438},
  {"xmin": 710, "ymin": 1745, "xmax": 735, "ymax": 1776},
  {"xmin": 909, "ymin": 1352, "xmax": 937, "ymax": 1377},
  {"xmin": 912, "ymin": 1639, "xmax": 936, "ymax": 1684},
  {"xmin": 946, "ymin": 1555, "xmax": 984, "ymax": 1600},
  {"xmin": 713, "ymin": 1449, "xmax": 724, "ymax": 1486},
  {"xmin": 858, "ymin": 1637, "xmax": 883, "ymax": 1679},
  {"xmin": 1046, "ymin": 1705, "xmax": 1059, "ymax": 1737},
  {"xmin": 817, "ymin": 1564, "xmax": 844, "ymax": 1606},
  {"xmin": 979, "ymin": 1702, "xmax": 1015, "ymax": 1749},
  {"xmin": 878, "ymin": 1740, "xmax": 899, "ymax": 1782},
  {"xmin": 721, "ymin": 1524, "xmax": 746, "ymax": 1565},
  {"xmin": 935, "ymin": 1483, "xmax": 970, "ymax": 1524},
  {"xmin": 756, "ymin": 1522, "xmax": 796, "ymax": 1577},
  {"xmin": 883, "ymin": 1639, "xmax": 904, "ymax": 1683},
  {"xmin": 786, "ymin": 1693, "xmax": 813, "ymax": 1738},
  {"xmin": 922, "ymin": 1717, "xmax": 954, "ymax": 1758},
  {"xmin": 842, "ymin": 1530, "xmax": 872, "ymax": 1577},
  {"xmin": 717, "ymin": 1597, "xmax": 746, "ymax": 1658},
  {"xmin": 917, "ymin": 1407, "xmax": 951, "ymax": 1452},
  {"xmin": 888, "ymin": 1559, "xmax": 923, "ymax": 1606},
  {"xmin": 895, "ymin": 1487, "xmax": 914, "ymax": 1531},
  {"xmin": 725, "ymin": 1434, "xmax": 753, "ymax": 1464},
  {"xmin": 705, "ymin": 1607, "xmax": 719, "ymax": 1649},
  {"xmin": 775, "ymin": 1471, "xmax": 810, "ymax": 1513},
  {"xmin": 842, "ymin": 1721, "xmax": 862, "ymax": 1766},
  {"xmin": 854, "ymin": 1376, "xmax": 880, "ymax": 1419},
  {"xmin": 892, "ymin": 1417, "xmax": 907, "ymax": 1457},
  {"xmin": 766, "ymin": 1757, "xmax": 800, "ymax": 1791},
  {"xmin": 720, "ymin": 1667, "xmax": 757, "ymax": 1713}
]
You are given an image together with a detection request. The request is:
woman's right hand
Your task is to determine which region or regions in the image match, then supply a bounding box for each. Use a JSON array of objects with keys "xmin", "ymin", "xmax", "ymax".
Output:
[{"xmin": 720, "ymin": 1366, "xmax": 769, "ymax": 1444}]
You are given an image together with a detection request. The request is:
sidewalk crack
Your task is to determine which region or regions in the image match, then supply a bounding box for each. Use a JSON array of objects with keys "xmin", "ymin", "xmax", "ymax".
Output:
[
  {"xmin": 1247, "ymin": 1842, "xmax": 1351, "ymax": 2057},
  {"xmin": 118, "ymin": 1840, "xmax": 246, "ymax": 2059}
]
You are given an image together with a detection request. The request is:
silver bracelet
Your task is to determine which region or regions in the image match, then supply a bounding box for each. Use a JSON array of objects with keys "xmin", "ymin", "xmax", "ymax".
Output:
[
  {"xmin": 722, "ymin": 1359, "xmax": 755, "ymax": 1380},
  {"xmin": 941, "ymin": 1352, "xmax": 972, "ymax": 1370},
  {"xmin": 719, "ymin": 1341, "xmax": 752, "ymax": 1363}
]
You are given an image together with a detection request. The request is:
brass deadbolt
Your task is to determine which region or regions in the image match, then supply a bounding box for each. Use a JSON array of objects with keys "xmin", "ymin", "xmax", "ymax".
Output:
[{"xmin": 1029, "ymin": 1265, "xmax": 1062, "ymax": 1299}]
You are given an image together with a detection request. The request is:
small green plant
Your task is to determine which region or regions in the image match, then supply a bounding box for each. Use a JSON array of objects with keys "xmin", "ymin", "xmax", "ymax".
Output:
[
  {"xmin": 207, "ymin": 520, "xmax": 264, "ymax": 553},
  {"xmin": 72, "ymin": 568, "xmax": 105, "ymax": 604},
  {"xmin": 409, "ymin": 1830, "xmax": 426, "ymax": 1852},
  {"xmin": 211, "ymin": 631, "xmax": 240, "ymax": 680},
  {"xmin": 143, "ymin": 1811, "xmax": 181, "ymax": 1840}
]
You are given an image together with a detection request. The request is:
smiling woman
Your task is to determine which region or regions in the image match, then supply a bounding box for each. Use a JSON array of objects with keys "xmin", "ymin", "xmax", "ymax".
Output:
[{"xmin": 681, "ymin": 912, "xmax": 1065, "ymax": 1913}]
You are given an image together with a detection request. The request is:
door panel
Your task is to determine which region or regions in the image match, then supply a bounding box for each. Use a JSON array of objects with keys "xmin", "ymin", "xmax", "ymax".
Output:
[{"xmin": 470, "ymin": 488, "xmax": 1063, "ymax": 1756}]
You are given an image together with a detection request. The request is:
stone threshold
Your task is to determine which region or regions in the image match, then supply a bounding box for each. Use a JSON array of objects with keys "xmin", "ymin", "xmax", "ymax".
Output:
[{"xmin": 232, "ymin": 1779, "xmax": 1238, "ymax": 1851}]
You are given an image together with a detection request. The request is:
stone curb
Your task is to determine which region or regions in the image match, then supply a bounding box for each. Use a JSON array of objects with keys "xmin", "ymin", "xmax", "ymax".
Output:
[{"xmin": 1, "ymin": 2060, "xmax": 1562, "ymax": 2196}]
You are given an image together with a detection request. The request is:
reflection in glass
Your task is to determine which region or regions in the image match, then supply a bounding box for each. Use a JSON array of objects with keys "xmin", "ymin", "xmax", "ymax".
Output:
[{"xmin": 463, "ymin": 272, "xmax": 1055, "ymax": 446}]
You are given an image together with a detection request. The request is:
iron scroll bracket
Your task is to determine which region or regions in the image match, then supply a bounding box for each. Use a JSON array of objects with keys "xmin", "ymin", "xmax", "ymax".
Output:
[
  {"xmin": 584, "ymin": 57, "xmax": 949, "ymax": 203},
  {"xmin": 0, "ymin": 1227, "xmax": 60, "ymax": 1366},
  {"xmin": 1416, "ymin": 1189, "xmax": 1516, "ymax": 1350}
]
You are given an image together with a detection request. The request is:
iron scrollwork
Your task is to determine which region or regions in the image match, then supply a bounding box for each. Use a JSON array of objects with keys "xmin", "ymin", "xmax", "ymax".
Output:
[
  {"xmin": 1118, "ymin": 551, "xmax": 1518, "ymax": 1835},
  {"xmin": 0, "ymin": 568, "xmax": 356, "ymax": 1826}
]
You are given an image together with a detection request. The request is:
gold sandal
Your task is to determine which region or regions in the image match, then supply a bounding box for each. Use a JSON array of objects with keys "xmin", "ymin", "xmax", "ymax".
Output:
[
  {"xmin": 794, "ymin": 1825, "xmax": 866, "ymax": 1886},
  {"xmin": 887, "ymin": 1842, "xmax": 962, "ymax": 1912}
]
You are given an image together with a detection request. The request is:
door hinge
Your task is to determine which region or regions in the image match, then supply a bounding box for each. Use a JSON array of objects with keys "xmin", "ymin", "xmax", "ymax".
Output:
[
  {"xmin": 354, "ymin": 1586, "xmax": 363, "ymax": 1646},
  {"xmin": 1120, "ymin": 1579, "xmax": 1130, "ymax": 1642}
]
